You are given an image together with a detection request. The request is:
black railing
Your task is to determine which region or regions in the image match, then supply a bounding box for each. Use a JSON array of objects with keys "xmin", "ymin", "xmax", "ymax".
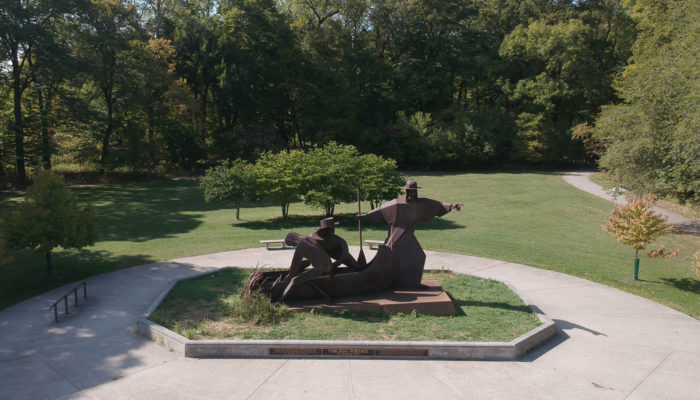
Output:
[{"xmin": 48, "ymin": 282, "xmax": 87, "ymax": 323}]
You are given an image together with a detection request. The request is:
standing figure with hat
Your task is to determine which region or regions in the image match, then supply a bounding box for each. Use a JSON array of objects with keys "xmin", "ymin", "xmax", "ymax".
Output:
[
  {"xmin": 358, "ymin": 180, "xmax": 462, "ymax": 288},
  {"xmin": 277, "ymin": 217, "xmax": 363, "ymax": 300}
]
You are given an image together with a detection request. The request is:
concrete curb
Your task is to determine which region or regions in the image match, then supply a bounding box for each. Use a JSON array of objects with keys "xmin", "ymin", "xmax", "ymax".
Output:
[{"xmin": 137, "ymin": 268, "xmax": 556, "ymax": 360}]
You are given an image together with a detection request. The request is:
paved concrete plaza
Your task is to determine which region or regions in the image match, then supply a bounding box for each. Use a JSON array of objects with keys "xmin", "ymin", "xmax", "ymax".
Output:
[{"xmin": 1, "ymin": 245, "xmax": 699, "ymax": 400}]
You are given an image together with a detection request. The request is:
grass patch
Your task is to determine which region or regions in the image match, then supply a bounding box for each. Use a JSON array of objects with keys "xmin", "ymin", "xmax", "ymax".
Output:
[
  {"xmin": 1, "ymin": 171, "xmax": 698, "ymax": 319},
  {"xmin": 148, "ymin": 269, "xmax": 541, "ymax": 341}
]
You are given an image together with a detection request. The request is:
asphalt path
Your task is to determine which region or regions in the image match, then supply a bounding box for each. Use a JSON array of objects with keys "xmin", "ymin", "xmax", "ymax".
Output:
[{"xmin": 562, "ymin": 171, "xmax": 699, "ymax": 234}]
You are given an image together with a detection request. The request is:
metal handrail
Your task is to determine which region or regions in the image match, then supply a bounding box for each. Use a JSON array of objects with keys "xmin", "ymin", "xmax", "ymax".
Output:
[{"xmin": 48, "ymin": 282, "xmax": 87, "ymax": 323}]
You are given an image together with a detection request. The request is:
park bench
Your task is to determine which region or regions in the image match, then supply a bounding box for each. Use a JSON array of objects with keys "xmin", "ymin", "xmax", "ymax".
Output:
[
  {"xmin": 364, "ymin": 239, "xmax": 385, "ymax": 250},
  {"xmin": 48, "ymin": 281, "xmax": 87, "ymax": 323},
  {"xmin": 260, "ymin": 239, "xmax": 295, "ymax": 250}
]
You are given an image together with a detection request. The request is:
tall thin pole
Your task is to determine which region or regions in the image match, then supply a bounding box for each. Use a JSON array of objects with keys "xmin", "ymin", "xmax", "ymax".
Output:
[{"xmin": 357, "ymin": 187, "xmax": 366, "ymax": 266}]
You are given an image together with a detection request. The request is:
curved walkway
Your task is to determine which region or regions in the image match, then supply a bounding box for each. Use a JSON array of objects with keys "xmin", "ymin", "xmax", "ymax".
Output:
[
  {"xmin": 563, "ymin": 171, "xmax": 699, "ymax": 234},
  {"xmin": 1, "ymin": 248, "xmax": 699, "ymax": 400}
]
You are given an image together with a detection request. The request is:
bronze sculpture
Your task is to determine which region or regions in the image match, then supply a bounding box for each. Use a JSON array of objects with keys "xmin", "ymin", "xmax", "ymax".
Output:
[
  {"xmin": 359, "ymin": 180, "xmax": 462, "ymax": 287},
  {"xmin": 278, "ymin": 218, "xmax": 362, "ymax": 300},
  {"xmin": 245, "ymin": 180, "xmax": 461, "ymax": 301}
]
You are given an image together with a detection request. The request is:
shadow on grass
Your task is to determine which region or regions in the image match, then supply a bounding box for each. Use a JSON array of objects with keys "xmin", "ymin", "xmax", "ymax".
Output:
[
  {"xmin": 453, "ymin": 299, "xmax": 533, "ymax": 315},
  {"xmin": 238, "ymin": 212, "xmax": 464, "ymax": 231},
  {"xmin": 0, "ymin": 249, "xmax": 154, "ymax": 311},
  {"xmin": 661, "ymin": 278, "xmax": 700, "ymax": 294},
  {"xmin": 324, "ymin": 309, "xmax": 392, "ymax": 323},
  {"xmin": 402, "ymin": 167, "xmax": 573, "ymax": 177},
  {"xmin": 72, "ymin": 180, "xmax": 223, "ymax": 242}
]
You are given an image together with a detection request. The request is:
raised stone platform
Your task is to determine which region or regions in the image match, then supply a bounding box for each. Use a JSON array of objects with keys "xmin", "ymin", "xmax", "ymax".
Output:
[
  {"xmin": 285, "ymin": 280, "xmax": 456, "ymax": 316},
  {"xmin": 136, "ymin": 267, "xmax": 556, "ymax": 360}
]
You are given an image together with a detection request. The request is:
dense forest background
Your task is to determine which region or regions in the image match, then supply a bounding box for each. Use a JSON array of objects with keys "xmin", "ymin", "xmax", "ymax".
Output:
[{"xmin": 1, "ymin": 0, "xmax": 697, "ymax": 202}]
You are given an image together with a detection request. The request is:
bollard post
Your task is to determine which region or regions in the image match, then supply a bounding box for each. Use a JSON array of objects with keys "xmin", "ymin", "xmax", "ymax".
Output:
[{"xmin": 83, "ymin": 282, "xmax": 87, "ymax": 299}]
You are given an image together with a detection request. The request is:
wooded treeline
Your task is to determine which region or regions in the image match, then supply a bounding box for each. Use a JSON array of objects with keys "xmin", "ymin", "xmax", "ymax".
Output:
[{"xmin": 1, "ymin": 0, "xmax": 697, "ymax": 202}]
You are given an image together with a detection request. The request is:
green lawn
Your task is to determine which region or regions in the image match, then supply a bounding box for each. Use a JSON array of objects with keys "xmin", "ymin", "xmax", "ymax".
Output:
[
  {"xmin": 148, "ymin": 269, "xmax": 541, "ymax": 341},
  {"xmin": 1, "ymin": 172, "xmax": 698, "ymax": 319}
]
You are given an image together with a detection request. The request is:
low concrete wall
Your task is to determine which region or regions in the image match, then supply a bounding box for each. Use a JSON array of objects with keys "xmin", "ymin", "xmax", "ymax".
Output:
[{"xmin": 137, "ymin": 268, "xmax": 556, "ymax": 360}]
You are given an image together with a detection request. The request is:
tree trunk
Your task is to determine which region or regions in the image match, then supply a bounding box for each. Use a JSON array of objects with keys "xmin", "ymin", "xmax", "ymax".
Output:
[
  {"xmin": 200, "ymin": 85, "xmax": 208, "ymax": 142},
  {"xmin": 38, "ymin": 89, "xmax": 51, "ymax": 169},
  {"xmin": 46, "ymin": 251, "xmax": 52, "ymax": 276},
  {"xmin": 147, "ymin": 110, "xmax": 156, "ymax": 167},
  {"xmin": 11, "ymin": 46, "xmax": 27, "ymax": 187},
  {"xmin": 236, "ymin": 202, "xmax": 240, "ymax": 220},
  {"xmin": 101, "ymin": 87, "xmax": 114, "ymax": 170}
]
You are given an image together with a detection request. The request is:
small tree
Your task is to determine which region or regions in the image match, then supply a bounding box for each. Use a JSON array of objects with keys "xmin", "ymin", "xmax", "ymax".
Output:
[
  {"xmin": 303, "ymin": 143, "xmax": 363, "ymax": 217},
  {"xmin": 359, "ymin": 153, "xmax": 404, "ymax": 209},
  {"xmin": 255, "ymin": 150, "xmax": 306, "ymax": 218},
  {"xmin": 603, "ymin": 194, "xmax": 672, "ymax": 280},
  {"xmin": 200, "ymin": 160, "xmax": 255, "ymax": 220},
  {"xmin": 1, "ymin": 172, "xmax": 97, "ymax": 276}
]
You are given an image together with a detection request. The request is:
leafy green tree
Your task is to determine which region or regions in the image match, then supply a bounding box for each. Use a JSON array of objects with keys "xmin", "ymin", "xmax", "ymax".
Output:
[
  {"xmin": 594, "ymin": 0, "xmax": 699, "ymax": 204},
  {"xmin": 200, "ymin": 160, "xmax": 255, "ymax": 220},
  {"xmin": 359, "ymin": 153, "xmax": 403, "ymax": 209},
  {"xmin": 303, "ymin": 142, "xmax": 363, "ymax": 217},
  {"xmin": 170, "ymin": 1, "xmax": 218, "ymax": 144},
  {"xmin": 254, "ymin": 149, "xmax": 306, "ymax": 218},
  {"xmin": 0, "ymin": 0, "xmax": 74, "ymax": 184},
  {"xmin": 75, "ymin": 0, "xmax": 143, "ymax": 169},
  {"xmin": 602, "ymin": 194, "xmax": 672, "ymax": 280},
  {"xmin": 1, "ymin": 172, "xmax": 97, "ymax": 276},
  {"xmin": 500, "ymin": 19, "xmax": 595, "ymax": 161}
]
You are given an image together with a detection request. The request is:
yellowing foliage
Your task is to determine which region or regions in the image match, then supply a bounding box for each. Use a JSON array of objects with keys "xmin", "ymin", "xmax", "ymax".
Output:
[{"xmin": 602, "ymin": 194, "xmax": 672, "ymax": 256}]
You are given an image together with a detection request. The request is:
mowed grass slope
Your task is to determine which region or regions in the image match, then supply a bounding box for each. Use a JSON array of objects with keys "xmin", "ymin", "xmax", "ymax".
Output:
[{"xmin": 1, "ymin": 172, "xmax": 698, "ymax": 318}]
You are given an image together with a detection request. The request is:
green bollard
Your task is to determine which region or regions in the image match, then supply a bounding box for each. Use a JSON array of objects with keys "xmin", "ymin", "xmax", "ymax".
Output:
[{"xmin": 634, "ymin": 257, "xmax": 640, "ymax": 280}]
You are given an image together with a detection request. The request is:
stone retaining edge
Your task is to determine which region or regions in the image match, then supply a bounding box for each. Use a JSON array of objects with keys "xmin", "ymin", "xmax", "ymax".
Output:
[{"xmin": 136, "ymin": 267, "xmax": 556, "ymax": 360}]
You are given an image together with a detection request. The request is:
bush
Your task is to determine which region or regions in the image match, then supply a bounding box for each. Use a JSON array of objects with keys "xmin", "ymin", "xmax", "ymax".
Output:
[{"xmin": 221, "ymin": 291, "xmax": 290, "ymax": 325}]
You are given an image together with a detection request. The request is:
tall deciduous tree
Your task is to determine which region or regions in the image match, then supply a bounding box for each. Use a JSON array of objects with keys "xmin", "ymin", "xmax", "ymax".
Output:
[
  {"xmin": 76, "ymin": 0, "xmax": 142, "ymax": 169},
  {"xmin": 1, "ymin": 0, "xmax": 48, "ymax": 185},
  {"xmin": 594, "ymin": 0, "xmax": 699, "ymax": 204}
]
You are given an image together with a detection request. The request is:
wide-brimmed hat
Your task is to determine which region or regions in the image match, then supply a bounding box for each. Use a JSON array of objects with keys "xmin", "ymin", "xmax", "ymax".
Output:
[
  {"xmin": 400, "ymin": 180, "xmax": 422, "ymax": 190},
  {"xmin": 319, "ymin": 217, "xmax": 340, "ymax": 229}
]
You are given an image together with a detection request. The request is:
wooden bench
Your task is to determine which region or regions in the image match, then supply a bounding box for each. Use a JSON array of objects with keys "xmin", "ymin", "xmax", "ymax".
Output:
[
  {"xmin": 48, "ymin": 282, "xmax": 87, "ymax": 323},
  {"xmin": 364, "ymin": 239, "xmax": 385, "ymax": 250},
  {"xmin": 260, "ymin": 239, "xmax": 295, "ymax": 250}
]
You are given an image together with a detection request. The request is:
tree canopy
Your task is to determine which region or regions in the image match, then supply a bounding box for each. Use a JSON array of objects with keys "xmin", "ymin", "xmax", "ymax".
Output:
[
  {"xmin": 594, "ymin": 0, "xmax": 700, "ymax": 204},
  {"xmin": 0, "ymin": 0, "xmax": 694, "ymax": 203}
]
